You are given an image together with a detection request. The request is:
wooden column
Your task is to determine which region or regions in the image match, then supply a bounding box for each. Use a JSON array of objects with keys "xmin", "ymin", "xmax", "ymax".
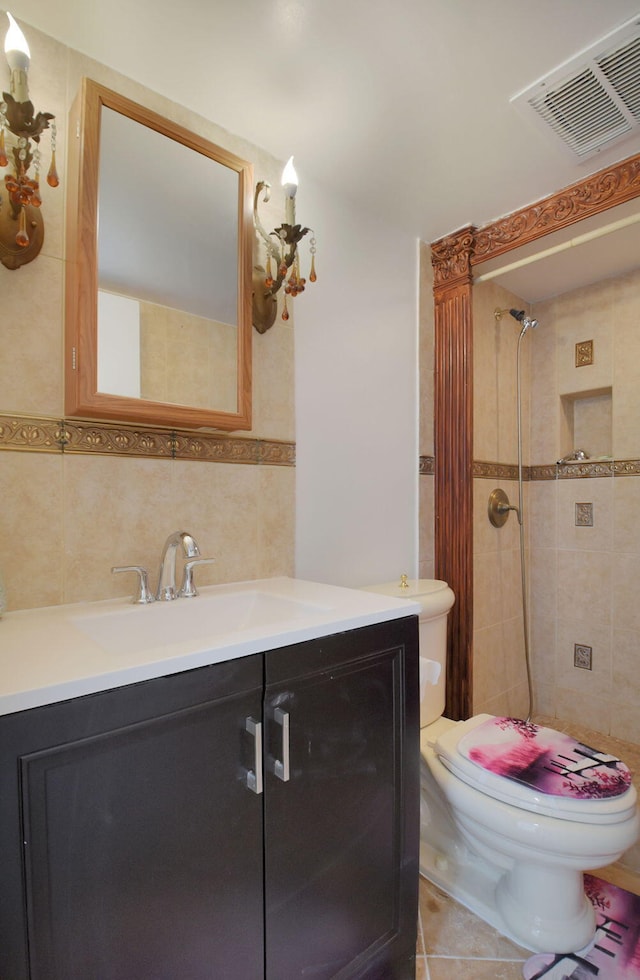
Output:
[{"xmin": 431, "ymin": 228, "xmax": 474, "ymax": 720}]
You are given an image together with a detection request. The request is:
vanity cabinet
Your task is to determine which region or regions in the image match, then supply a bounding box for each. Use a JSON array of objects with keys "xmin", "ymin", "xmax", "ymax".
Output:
[{"xmin": 0, "ymin": 617, "xmax": 419, "ymax": 980}]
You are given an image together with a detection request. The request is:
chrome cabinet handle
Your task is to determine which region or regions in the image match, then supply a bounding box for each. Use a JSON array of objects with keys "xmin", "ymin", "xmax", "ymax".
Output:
[
  {"xmin": 271, "ymin": 707, "xmax": 290, "ymax": 782},
  {"xmin": 244, "ymin": 717, "xmax": 263, "ymax": 795}
]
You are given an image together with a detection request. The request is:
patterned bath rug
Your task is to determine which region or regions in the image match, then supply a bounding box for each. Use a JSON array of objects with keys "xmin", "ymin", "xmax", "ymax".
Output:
[{"xmin": 522, "ymin": 874, "xmax": 640, "ymax": 978}]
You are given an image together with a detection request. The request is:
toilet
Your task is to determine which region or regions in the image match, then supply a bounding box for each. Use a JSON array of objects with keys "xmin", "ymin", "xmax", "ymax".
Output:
[{"xmin": 365, "ymin": 578, "xmax": 640, "ymax": 954}]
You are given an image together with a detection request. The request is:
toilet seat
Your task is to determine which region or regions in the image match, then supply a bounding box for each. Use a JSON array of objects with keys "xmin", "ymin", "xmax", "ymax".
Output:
[{"xmin": 432, "ymin": 714, "xmax": 637, "ymax": 824}]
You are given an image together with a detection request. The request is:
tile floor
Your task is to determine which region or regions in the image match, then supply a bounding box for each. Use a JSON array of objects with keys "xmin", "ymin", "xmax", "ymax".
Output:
[{"xmin": 415, "ymin": 716, "xmax": 640, "ymax": 979}]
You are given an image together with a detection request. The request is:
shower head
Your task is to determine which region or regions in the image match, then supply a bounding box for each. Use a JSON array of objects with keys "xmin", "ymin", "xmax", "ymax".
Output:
[
  {"xmin": 509, "ymin": 309, "xmax": 538, "ymax": 331},
  {"xmin": 494, "ymin": 307, "xmax": 539, "ymax": 332}
]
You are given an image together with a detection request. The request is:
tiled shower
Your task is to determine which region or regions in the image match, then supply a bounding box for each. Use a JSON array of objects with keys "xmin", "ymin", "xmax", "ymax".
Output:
[{"xmin": 472, "ymin": 266, "xmax": 640, "ymax": 744}]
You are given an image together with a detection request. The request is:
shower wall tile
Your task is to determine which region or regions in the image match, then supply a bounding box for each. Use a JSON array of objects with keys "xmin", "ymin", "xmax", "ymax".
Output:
[
  {"xmin": 609, "ymin": 701, "xmax": 640, "ymax": 745},
  {"xmin": 557, "ymin": 476, "xmax": 613, "ymax": 552},
  {"xmin": 557, "ymin": 550, "xmax": 612, "ymax": 628},
  {"xmin": 500, "ymin": 547, "xmax": 526, "ymax": 624},
  {"xmin": 555, "ymin": 620, "xmax": 612, "ymax": 698},
  {"xmin": 503, "ymin": 614, "xmax": 527, "ymax": 691},
  {"xmin": 528, "ymin": 479, "xmax": 557, "ymax": 550},
  {"xmin": 613, "ymin": 477, "xmax": 640, "ymax": 555},
  {"xmin": 534, "ymin": 681, "xmax": 556, "ymax": 718},
  {"xmin": 530, "ymin": 547, "xmax": 558, "ymax": 627},
  {"xmin": 612, "ymin": 628, "xmax": 640, "ymax": 707},
  {"xmin": 473, "ymin": 623, "xmax": 505, "ymax": 708},
  {"xmin": 554, "ymin": 687, "xmax": 610, "ymax": 738},
  {"xmin": 473, "ymin": 552, "xmax": 503, "ymax": 631},
  {"xmin": 613, "ymin": 268, "xmax": 640, "ymax": 459},
  {"xmin": 555, "ymin": 280, "xmax": 614, "ymax": 398},
  {"xmin": 613, "ymin": 555, "xmax": 640, "ymax": 632}
]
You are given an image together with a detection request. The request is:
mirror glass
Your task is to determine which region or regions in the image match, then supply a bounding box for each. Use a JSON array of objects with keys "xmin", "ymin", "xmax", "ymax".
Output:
[{"xmin": 66, "ymin": 80, "xmax": 253, "ymax": 430}]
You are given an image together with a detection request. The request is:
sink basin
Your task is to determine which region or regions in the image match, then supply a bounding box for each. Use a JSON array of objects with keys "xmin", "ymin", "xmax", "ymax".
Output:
[{"xmin": 73, "ymin": 589, "xmax": 322, "ymax": 656}]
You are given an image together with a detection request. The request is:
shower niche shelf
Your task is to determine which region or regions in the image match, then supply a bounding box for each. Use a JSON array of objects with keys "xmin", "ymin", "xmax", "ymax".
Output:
[{"xmin": 560, "ymin": 387, "xmax": 612, "ymax": 462}]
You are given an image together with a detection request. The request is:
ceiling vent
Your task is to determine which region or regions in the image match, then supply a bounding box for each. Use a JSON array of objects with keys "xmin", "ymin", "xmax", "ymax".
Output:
[{"xmin": 511, "ymin": 15, "xmax": 640, "ymax": 162}]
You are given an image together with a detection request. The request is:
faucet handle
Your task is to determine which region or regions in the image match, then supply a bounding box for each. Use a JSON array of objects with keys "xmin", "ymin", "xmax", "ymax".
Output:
[
  {"xmin": 112, "ymin": 565, "xmax": 156, "ymax": 604},
  {"xmin": 179, "ymin": 558, "xmax": 216, "ymax": 598}
]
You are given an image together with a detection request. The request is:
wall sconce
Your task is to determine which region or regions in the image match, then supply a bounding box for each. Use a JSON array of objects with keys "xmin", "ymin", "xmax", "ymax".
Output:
[
  {"xmin": 252, "ymin": 156, "xmax": 316, "ymax": 333},
  {"xmin": 0, "ymin": 12, "xmax": 58, "ymax": 271}
]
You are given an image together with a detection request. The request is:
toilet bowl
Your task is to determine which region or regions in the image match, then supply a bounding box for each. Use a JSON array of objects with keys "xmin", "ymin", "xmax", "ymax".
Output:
[{"xmin": 364, "ymin": 577, "xmax": 640, "ymax": 954}]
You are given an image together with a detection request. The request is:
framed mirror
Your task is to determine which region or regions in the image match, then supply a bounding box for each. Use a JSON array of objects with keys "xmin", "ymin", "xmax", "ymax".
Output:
[{"xmin": 65, "ymin": 79, "xmax": 253, "ymax": 430}]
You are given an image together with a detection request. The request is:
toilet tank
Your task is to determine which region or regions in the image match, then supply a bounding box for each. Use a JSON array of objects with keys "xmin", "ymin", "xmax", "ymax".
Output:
[{"xmin": 363, "ymin": 578, "xmax": 455, "ymax": 727}]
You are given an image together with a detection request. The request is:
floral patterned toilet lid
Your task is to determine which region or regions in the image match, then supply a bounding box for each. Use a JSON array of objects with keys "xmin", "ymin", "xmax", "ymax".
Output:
[{"xmin": 457, "ymin": 716, "xmax": 632, "ymax": 801}]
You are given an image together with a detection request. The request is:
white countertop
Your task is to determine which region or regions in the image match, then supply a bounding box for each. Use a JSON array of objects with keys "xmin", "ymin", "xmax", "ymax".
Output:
[{"xmin": 0, "ymin": 577, "xmax": 420, "ymax": 717}]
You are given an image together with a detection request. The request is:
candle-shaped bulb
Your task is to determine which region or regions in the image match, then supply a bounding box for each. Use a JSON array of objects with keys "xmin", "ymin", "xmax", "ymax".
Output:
[
  {"xmin": 4, "ymin": 13, "xmax": 30, "ymax": 102},
  {"xmin": 281, "ymin": 156, "xmax": 298, "ymax": 197},
  {"xmin": 281, "ymin": 156, "xmax": 297, "ymax": 226}
]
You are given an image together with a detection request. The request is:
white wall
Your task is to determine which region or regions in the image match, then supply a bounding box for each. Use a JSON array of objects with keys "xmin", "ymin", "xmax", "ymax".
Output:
[{"xmin": 294, "ymin": 176, "xmax": 419, "ymax": 588}]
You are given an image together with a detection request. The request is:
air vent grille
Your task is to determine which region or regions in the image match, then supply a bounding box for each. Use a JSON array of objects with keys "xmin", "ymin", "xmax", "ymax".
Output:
[{"xmin": 512, "ymin": 17, "xmax": 640, "ymax": 161}]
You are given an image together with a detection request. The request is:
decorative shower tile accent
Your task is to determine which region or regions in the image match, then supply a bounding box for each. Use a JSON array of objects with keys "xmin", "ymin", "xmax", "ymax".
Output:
[
  {"xmin": 419, "ymin": 455, "xmax": 435, "ymax": 475},
  {"xmin": 575, "ymin": 339, "xmax": 594, "ymax": 367},
  {"xmin": 575, "ymin": 502, "xmax": 594, "ymax": 526},
  {"xmin": 473, "ymin": 460, "xmax": 524, "ymax": 481},
  {"xmin": 557, "ymin": 459, "xmax": 614, "ymax": 479},
  {"xmin": 574, "ymin": 643, "xmax": 593, "ymax": 670}
]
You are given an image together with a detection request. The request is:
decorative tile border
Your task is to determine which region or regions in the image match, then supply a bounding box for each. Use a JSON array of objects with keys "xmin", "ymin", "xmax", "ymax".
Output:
[
  {"xmin": 0, "ymin": 414, "xmax": 296, "ymax": 466},
  {"xmin": 421, "ymin": 457, "xmax": 640, "ymax": 480}
]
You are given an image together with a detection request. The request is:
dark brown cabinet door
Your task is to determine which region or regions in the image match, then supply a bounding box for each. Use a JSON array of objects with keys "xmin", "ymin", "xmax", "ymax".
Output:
[
  {"xmin": 263, "ymin": 617, "xmax": 419, "ymax": 980},
  {"xmin": 0, "ymin": 656, "xmax": 265, "ymax": 980}
]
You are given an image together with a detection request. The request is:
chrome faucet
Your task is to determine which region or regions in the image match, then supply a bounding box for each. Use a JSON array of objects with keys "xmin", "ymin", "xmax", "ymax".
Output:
[{"xmin": 156, "ymin": 531, "xmax": 200, "ymax": 601}]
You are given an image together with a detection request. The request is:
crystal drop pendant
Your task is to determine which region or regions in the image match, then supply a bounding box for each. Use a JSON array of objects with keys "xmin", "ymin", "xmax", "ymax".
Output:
[
  {"xmin": 46, "ymin": 150, "xmax": 59, "ymax": 188},
  {"xmin": 16, "ymin": 207, "xmax": 29, "ymax": 247},
  {"xmin": 0, "ymin": 128, "xmax": 7, "ymax": 168},
  {"xmin": 282, "ymin": 293, "xmax": 289, "ymax": 321},
  {"xmin": 265, "ymin": 254, "xmax": 274, "ymax": 288},
  {"xmin": 309, "ymin": 254, "xmax": 317, "ymax": 283}
]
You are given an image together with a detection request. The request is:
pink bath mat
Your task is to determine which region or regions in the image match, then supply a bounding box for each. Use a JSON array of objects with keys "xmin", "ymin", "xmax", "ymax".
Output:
[
  {"xmin": 459, "ymin": 716, "xmax": 632, "ymax": 800},
  {"xmin": 523, "ymin": 874, "xmax": 640, "ymax": 978}
]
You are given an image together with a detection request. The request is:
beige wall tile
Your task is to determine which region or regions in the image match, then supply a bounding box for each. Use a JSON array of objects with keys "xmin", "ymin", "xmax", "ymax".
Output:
[
  {"xmin": 614, "ymin": 477, "xmax": 640, "ymax": 555},
  {"xmin": 256, "ymin": 465, "xmax": 295, "ymax": 579},
  {"xmin": 555, "ymin": 620, "xmax": 612, "ymax": 697},
  {"xmin": 613, "ymin": 555, "xmax": 640, "ymax": 632},
  {"xmin": 0, "ymin": 452, "xmax": 64, "ymax": 609},
  {"xmin": 554, "ymin": 687, "xmax": 611, "ymax": 736},
  {"xmin": 1, "ymin": 255, "xmax": 64, "ymax": 417},
  {"xmin": 557, "ymin": 475, "xmax": 613, "ymax": 552},
  {"xmin": 557, "ymin": 550, "xmax": 612, "ymax": 628},
  {"xmin": 612, "ymin": 629, "xmax": 640, "ymax": 707}
]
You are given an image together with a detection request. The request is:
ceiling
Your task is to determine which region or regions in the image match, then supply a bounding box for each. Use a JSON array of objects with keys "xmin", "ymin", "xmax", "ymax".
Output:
[{"xmin": 6, "ymin": 0, "xmax": 640, "ymax": 289}]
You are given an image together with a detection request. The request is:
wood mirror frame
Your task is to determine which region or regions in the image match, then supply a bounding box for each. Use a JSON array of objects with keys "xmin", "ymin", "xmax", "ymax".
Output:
[
  {"xmin": 65, "ymin": 79, "xmax": 253, "ymax": 431},
  {"xmin": 431, "ymin": 151, "xmax": 640, "ymax": 720}
]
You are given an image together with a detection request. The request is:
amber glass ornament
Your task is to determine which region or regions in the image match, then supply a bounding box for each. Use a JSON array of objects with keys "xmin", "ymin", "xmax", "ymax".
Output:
[
  {"xmin": 16, "ymin": 207, "xmax": 29, "ymax": 247},
  {"xmin": 309, "ymin": 253, "xmax": 317, "ymax": 283},
  {"xmin": 281, "ymin": 292, "xmax": 289, "ymax": 321},
  {"xmin": 47, "ymin": 150, "xmax": 59, "ymax": 188},
  {"xmin": 265, "ymin": 253, "xmax": 274, "ymax": 288},
  {"xmin": 0, "ymin": 129, "xmax": 7, "ymax": 169}
]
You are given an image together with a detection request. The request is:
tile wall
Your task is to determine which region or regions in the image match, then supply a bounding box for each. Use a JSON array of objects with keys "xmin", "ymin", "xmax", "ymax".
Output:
[
  {"xmin": 530, "ymin": 267, "xmax": 640, "ymax": 742},
  {"xmin": 0, "ymin": 25, "xmax": 295, "ymax": 612}
]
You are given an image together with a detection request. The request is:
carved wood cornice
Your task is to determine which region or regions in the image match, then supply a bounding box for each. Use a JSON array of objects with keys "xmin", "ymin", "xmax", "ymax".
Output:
[
  {"xmin": 431, "ymin": 225, "xmax": 474, "ymax": 291},
  {"xmin": 472, "ymin": 152, "xmax": 640, "ymax": 265}
]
